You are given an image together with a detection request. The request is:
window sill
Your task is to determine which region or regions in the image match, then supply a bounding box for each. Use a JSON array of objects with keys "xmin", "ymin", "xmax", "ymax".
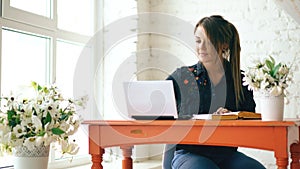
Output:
[{"xmin": 48, "ymin": 155, "xmax": 91, "ymax": 169}]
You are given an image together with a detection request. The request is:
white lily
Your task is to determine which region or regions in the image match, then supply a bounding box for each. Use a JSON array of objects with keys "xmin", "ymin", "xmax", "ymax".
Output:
[
  {"xmin": 60, "ymin": 140, "xmax": 79, "ymax": 155},
  {"xmin": 269, "ymin": 85, "xmax": 283, "ymax": 97},
  {"xmin": 32, "ymin": 115, "xmax": 43, "ymax": 133},
  {"xmin": 12, "ymin": 125, "xmax": 26, "ymax": 138},
  {"xmin": 278, "ymin": 64, "xmax": 289, "ymax": 75}
]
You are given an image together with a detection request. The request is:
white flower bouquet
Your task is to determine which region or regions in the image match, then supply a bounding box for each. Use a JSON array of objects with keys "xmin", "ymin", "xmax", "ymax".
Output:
[
  {"xmin": 0, "ymin": 82, "xmax": 87, "ymax": 155},
  {"xmin": 243, "ymin": 56, "xmax": 292, "ymax": 97}
]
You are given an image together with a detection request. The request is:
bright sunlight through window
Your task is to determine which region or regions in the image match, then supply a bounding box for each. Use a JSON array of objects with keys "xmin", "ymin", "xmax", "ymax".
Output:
[{"xmin": 10, "ymin": 0, "xmax": 52, "ymax": 18}]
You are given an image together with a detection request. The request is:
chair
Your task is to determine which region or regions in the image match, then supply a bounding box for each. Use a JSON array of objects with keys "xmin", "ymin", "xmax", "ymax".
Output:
[{"xmin": 162, "ymin": 144, "xmax": 176, "ymax": 169}]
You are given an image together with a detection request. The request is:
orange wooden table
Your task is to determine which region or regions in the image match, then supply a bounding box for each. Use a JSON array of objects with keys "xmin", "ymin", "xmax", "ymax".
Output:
[{"xmin": 83, "ymin": 119, "xmax": 300, "ymax": 169}]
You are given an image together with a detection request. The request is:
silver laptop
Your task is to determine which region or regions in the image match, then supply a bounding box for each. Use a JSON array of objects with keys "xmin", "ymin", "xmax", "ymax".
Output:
[{"xmin": 123, "ymin": 80, "xmax": 178, "ymax": 120}]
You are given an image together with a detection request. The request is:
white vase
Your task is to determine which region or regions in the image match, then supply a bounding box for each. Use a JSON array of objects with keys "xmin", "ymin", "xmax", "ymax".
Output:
[
  {"xmin": 13, "ymin": 144, "xmax": 50, "ymax": 169},
  {"xmin": 260, "ymin": 94, "xmax": 284, "ymax": 121}
]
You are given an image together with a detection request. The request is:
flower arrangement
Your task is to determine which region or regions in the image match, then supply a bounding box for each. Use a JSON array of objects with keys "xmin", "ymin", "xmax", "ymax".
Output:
[
  {"xmin": 242, "ymin": 56, "xmax": 292, "ymax": 97},
  {"xmin": 0, "ymin": 82, "xmax": 87, "ymax": 155}
]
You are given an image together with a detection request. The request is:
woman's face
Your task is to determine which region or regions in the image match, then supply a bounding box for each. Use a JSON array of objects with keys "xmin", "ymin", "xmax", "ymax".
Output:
[{"xmin": 194, "ymin": 26, "xmax": 220, "ymax": 64}]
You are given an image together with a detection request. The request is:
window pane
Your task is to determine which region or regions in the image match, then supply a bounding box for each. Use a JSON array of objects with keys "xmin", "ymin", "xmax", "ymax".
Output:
[
  {"xmin": 10, "ymin": 0, "xmax": 51, "ymax": 18},
  {"xmin": 56, "ymin": 40, "xmax": 88, "ymax": 158},
  {"xmin": 1, "ymin": 28, "xmax": 49, "ymax": 94},
  {"xmin": 56, "ymin": 40, "xmax": 83, "ymax": 97},
  {"xmin": 57, "ymin": 0, "xmax": 94, "ymax": 36}
]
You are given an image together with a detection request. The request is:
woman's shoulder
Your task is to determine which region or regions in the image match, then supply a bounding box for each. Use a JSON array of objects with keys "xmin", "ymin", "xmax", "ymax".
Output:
[
  {"xmin": 168, "ymin": 64, "xmax": 197, "ymax": 80},
  {"xmin": 172, "ymin": 64, "xmax": 198, "ymax": 74}
]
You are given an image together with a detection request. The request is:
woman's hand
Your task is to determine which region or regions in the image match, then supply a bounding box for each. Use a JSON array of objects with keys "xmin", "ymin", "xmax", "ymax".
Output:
[{"xmin": 213, "ymin": 107, "xmax": 230, "ymax": 115}]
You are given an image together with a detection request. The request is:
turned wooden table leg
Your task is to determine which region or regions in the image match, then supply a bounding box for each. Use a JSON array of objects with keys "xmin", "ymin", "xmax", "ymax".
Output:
[
  {"xmin": 290, "ymin": 143, "xmax": 300, "ymax": 169},
  {"xmin": 91, "ymin": 148, "xmax": 105, "ymax": 169},
  {"xmin": 120, "ymin": 146, "xmax": 134, "ymax": 169},
  {"xmin": 276, "ymin": 157, "xmax": 288, "ymax": 169}
]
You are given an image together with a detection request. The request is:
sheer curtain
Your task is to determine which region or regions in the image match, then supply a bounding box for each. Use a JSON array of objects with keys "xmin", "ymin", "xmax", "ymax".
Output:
[{"xmin": 274, "ymin": 0, "xmax": 300, "ymax": 24}]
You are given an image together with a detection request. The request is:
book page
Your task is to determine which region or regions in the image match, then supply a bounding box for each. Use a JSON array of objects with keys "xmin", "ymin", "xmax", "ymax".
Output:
[
  {"xmin": 192, "ymin": 114, "xmax": 212, "ymax": 120},
  {"xmin": 221, "ymin": 111, "xmax": 239, "ymax": 115},
  {"xmin": 192, "ymin": 112, "xmax": 260, "ymax": 120},
  {"xmin": 192, "ymin": 112, "xmax": 240, "ymax": 120}
]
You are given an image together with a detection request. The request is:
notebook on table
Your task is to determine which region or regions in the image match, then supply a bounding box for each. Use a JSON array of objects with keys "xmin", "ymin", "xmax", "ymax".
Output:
[
  {"xmin": 123, "ymin": 80, "xmax": 178, "ymax": 120},
  {"xmin": 192, "ymin": 111, "xmax": 261, "ymax": 120}
]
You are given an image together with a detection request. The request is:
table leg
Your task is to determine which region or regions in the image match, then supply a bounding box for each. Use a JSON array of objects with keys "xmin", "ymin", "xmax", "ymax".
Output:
[
  {"xmin": 290, "ymin": 143, "xmax": 300, "ymax": 169},
  {"xmin": 275, "ymin": 157, "xmax": 288, "ymax": 169},
  {"xmin": 121, "ymin": 146, "xmax": 133, "ymax": 169},
  {"xmin": 91, "ymin": 148, "xmax": 105, "ymax": 169}
]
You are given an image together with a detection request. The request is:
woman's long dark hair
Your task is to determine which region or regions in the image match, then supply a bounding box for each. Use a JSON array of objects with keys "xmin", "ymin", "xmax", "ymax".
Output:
[{"xmin": 194, "ymin": 15, "xmax": 244, "ymax": 108}]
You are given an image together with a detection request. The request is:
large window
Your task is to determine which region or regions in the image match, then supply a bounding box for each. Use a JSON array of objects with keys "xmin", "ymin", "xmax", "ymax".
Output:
[
  {"xmin": 1, "ymin": 28, "xmax": 50, "ymax": 93},
  {"xmin": 0, "ymin": 0, "xmax": 95, "ymax": 168}
]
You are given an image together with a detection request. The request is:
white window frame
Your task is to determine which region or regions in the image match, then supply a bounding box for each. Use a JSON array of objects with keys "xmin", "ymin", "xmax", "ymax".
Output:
[
  {"xmin": 0, "ymin": 0, "xmax": 99, "ymax": 168},
  {"xmin": 2, "ymin": 0, "xmax": 56, "ymax": 30}
]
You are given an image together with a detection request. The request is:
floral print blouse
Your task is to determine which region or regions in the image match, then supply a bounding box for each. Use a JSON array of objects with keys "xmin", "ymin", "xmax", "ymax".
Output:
[{"xmin": 166, "ymin": 60, "xmax": 256, "ymax": 119}]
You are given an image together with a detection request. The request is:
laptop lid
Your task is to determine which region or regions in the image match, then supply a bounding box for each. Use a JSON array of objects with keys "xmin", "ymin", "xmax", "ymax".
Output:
[{"xmin": 123, "ymin": 80, "xmax": 178, "ymax": 120}]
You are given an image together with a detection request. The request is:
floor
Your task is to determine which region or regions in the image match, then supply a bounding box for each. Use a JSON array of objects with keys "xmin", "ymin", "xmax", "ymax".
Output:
[
  {"xmin": 67, "ymin": 159, "xmax": 162, "ymax": 169},
  {"xmin": 0, "ymin": 160, "xmax": 162, "ymax": 169}
]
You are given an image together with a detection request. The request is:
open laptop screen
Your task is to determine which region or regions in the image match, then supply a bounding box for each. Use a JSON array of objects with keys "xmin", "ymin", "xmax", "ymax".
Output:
[{"xmin": 123, "ymin": 80, "xmax": 178, "ymax": 120}]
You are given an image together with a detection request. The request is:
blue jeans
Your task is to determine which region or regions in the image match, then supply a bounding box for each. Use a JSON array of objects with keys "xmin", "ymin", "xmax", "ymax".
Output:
[{"xmin": 172, "ymin": 149, "xmax": 266, "ymax": 169}]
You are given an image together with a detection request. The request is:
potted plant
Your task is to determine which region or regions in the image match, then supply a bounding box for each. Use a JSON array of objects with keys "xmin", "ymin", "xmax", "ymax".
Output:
[
  {"xmin": 0, "ymin": 81, "xmax": 87, "ymax": 169},
  {"xmin": 242, "ymin": 56, "xmax": 292, "ymax": 121}
]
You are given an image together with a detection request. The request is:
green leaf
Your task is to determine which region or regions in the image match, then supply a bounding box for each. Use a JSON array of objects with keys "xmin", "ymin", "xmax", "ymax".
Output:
[
  {"xmin": 24, "ymin": 132, "xmax": 36, "ymax": 138},
  {"xmin": 42, "ymin": 112, "xmax": 52, "ymax": 126},
  {"xmin": 46, "ymin": 111, "xmax": 52, "ymax": 123},
  {"xmin": 265, "ymin": 60, "xmax": 274, "ymax": 70},
  {"xmin": 7, "ymin": 110, "xmax": 16, "ymax": 120},
  {"xmin": 37, "ymin": 130, "xmax": 46, "ymax": 137},
  {"xmin": 271, "ymin": 63, "xmax": 281, "ymax": 77},
  {"xmin": 38, "ymin": 85, "xmax": 42, "ymax": 91},
  {"xmin": 7, "ymin": 110, "xmax": 19, "ymax": 128},
  {"xmin": 60, "ymin": 112, "xmax": 70, "ymax": 121},
  {"xmin": 269, "ymin": 56, "xmax": 275, "ymax": 64},
  {"xmin": 15, "ymin": 114, "xmax": 21, "ymax": 124},
  {"xmin": 52, "ymin": 128, "xmax": 65, "ymax": 135}
]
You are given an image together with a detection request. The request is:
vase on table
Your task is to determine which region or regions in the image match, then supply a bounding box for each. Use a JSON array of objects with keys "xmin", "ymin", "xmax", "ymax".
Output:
[
  {"xmin": 13, "ymin": 144, "xmax": 50, "ymax": 169},
  {"xmin": 260, "ymin": 94, "xmax": 284, "ymax": 121}
]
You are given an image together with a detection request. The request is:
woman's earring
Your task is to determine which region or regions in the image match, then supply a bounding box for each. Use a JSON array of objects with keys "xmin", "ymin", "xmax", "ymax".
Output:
[{"xmin": 222, "ymin": 49, "xmax": 230, "ymax": 59}]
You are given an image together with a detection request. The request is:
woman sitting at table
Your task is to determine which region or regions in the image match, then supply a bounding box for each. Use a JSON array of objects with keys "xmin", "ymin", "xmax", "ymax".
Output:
[{"xmin": 166, "ymin": 15, "xmax": 266, "ymax": 169}]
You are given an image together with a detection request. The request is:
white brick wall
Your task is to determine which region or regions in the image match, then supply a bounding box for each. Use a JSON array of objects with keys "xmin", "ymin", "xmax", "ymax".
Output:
[{"xmin": 102, "ymin": 0, "xmax": 300, "ymax": 168}]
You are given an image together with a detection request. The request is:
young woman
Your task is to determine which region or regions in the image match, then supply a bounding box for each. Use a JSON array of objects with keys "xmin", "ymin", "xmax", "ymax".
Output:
[{"xmin": 166, "ymin": 15, "xmax": 266, "ymax": 169}]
